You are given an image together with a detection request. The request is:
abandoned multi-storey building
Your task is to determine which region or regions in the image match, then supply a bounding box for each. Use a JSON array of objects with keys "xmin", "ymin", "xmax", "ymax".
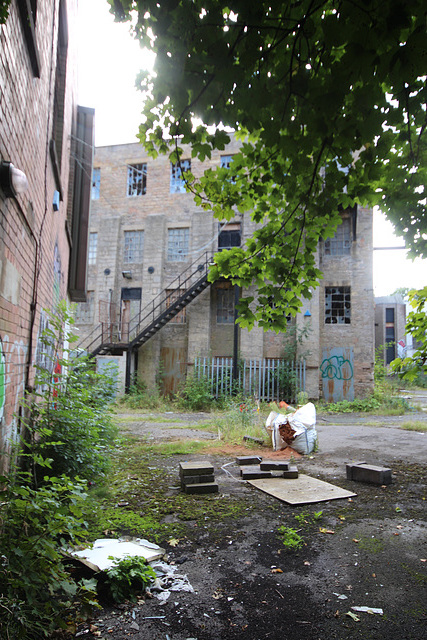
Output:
[
  {"xmin": 76, "ymin": 141, "xmax": 375, "ymax": 402},
  {"xmin": 0, "ymin": 0, "xmax": 93, "ymax": 470}
]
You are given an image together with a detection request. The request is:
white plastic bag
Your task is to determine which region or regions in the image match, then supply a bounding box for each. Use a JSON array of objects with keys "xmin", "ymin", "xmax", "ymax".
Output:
[{"xmin": 265, "ymin": 403, "xmax": 317, "ymax": 454}]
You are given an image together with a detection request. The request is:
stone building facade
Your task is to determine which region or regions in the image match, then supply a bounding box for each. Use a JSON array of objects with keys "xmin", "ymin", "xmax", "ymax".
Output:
[
  {"xmin": 77, "ymin": 141, "xmax": 375, "ymax": 401},
  {"xmin": 0, "ymin": 0, "xmax": 93, "ymax": 470},
  {"xmin": 375, "ymin": 295, "xmax": 407, "ymax": 365}
]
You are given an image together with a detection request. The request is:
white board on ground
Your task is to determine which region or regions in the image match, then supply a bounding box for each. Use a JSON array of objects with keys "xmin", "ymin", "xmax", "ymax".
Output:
[
  {"xmin": 72, "ymin": 538, "xmax": 165, "ymax": 571},
  {"xmin": 248, "ymin": 474, "xmax": 356, "ymax": 505}
]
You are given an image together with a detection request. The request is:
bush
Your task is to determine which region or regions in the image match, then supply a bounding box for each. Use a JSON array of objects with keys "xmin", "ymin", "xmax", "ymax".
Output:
[
  {"xmin": 22, "ymin": 302, "xmax": 117, "ymax": 482},
  {"xmin": 0, "ymin": 473, "xmax": 98, "ymax": 638},
  {"xmin": 176, "ymin": 374, "xmax": 215, "ymax": 411},
  {"xmin": 103, "ymin": 556, "xmax": 156, "ymax": 603}
]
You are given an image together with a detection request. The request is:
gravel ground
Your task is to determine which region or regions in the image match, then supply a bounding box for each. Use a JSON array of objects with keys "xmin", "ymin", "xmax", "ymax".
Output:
[{"xmin": 74, "ymin": 401, "xmax": 427, "ymax": 640}]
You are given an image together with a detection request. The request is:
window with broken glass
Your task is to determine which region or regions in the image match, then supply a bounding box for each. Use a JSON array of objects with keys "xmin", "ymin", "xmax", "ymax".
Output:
[
  {"xmin": 91, "ymin": 168, "xmax": 100, "ymax": 200},
  {"xmin": 124, "ymin": 230, "xmax": 144, "ymax": 263},
  {"xmin": 127, "ymin": 163, "xmax": 147, "ymax": 196},
  {"xmin": 170, "ymin": 159, "xmax": 191, "ymax": 193},
  {"xmin": 167, "ymin": 228, "xmax": 189, "ymax": 261},
  {"xmin": 324, "ymin": 216, "xmax": 351, "ymax": 255},
  {"xmin": 325, "ymin": 286, "xmax": 351, "ymax": 324}
]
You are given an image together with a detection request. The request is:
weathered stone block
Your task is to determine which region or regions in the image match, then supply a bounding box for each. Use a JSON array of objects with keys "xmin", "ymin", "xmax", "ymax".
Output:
[
  {"xmin": 241, "ymin": 466, "xmax": 272, "ymax": 480},
  {"xmin": 181, "ymin": 474, "xmax": 215, "ymax": 485},
  {"xmin": 179, "ymin": 461, "xmax": 214, "ymax": 477},
  {"xmin": 184, "ymin": 482, "xmax": 219, "ymax": 495},
  {"xmin": 346, "ymin": 463, "xmax": 392, "ymax": 485},
  {"xmin": 260, "ymin": 460, "xmax": 290, "ymax": 471},
  {"xmin": 282, "ymin": 465, "xmax": 299, "ymax": 479},
  {"xmin": 236, "ymin": 455, "xmax": 262, "ymax": 466}
]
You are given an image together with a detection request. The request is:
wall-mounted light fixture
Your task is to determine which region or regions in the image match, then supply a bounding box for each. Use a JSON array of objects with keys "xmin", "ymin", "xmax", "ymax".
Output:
[
  {"xmin": 122, "ymin": 270, "xmax": 133, "ymax": 280},
  {"xmin": 147, "ymin": 266, "xmax": 155, "ymax": 274},
  {"xmin": 0, "ymin": 161, "xmax": 29, "ymax": 198}
]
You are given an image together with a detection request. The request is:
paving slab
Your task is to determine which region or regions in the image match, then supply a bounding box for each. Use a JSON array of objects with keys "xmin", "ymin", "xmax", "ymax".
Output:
[{"xmin": 248, "ymin": 473, "xmax": 357, "ymax": 505}]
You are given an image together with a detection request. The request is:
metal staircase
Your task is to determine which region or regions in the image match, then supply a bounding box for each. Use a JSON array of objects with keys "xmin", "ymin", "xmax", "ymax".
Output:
[{"xmin": 78, "ymin": 252, "xmax": 214, "ymax": 358}]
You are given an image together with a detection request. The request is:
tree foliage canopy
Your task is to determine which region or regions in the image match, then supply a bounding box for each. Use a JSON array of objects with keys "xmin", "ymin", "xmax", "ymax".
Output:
[{"xmin": 111, "ymin": 0, "xmax": 427, "ymax": 330}]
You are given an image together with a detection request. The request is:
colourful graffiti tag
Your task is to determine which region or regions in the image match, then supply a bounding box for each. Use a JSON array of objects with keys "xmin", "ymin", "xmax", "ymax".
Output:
[{"xmin": 320, "ymin": 355, "xmax": 354, "ymax": 381}]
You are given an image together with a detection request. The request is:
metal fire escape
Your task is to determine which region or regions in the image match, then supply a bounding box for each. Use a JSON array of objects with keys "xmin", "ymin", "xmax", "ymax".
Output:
[{"xmin": 77, "ymin": 252, "xmax": 214, "ymax": 387}]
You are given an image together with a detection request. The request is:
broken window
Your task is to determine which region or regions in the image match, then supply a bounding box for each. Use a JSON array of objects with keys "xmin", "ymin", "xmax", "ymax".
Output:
[
  {"xmin": 170, "ymin": 159, "xmax": 191, "ymax": 193},
  {"xmin": 124, "ymin": 230, "xmax": 144, "ymax": 263},
  {"xmin": 76, "ymin": 291, "xmax": 94, "ymax": 324},
  {"xmin": 88, "ymin": 232, "xmax": 97, "ymax": 265},
  {"xmin": 325, "ymin": 286, "xmax": 351, "ymax": 324},
  {"xmin": 127, "ymin": 163, "xmax": 147, "ymax": 196},
  {"xmin": 92, "ymin": 168, "xmax": 100, "ymax": 200},
  {"xmin": 220, "ymin": 155, "xmax": 233, "ymax": 169},
  {"xmin": 167, "ymin": 228, "xmax": 189, "ymax": 261},
  {"xmin": 216, "ymin": 285, "xmax": 235, "ymax": 324},
  {"xmin": 218, "ymin": 222, "xmax": 241, "ymax": 251},
  {"xmin": 166, "ymin": 290, "xmax": 186, "ymax": 323},
  {"xmin": 324, "ymin": 216, "xmax": 351, "ymax": 255}
]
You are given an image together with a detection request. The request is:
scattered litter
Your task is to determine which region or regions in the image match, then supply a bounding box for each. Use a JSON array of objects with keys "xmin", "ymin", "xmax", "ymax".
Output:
[
  {"xmin": 351, "ymin": 606, "xmax": 384, "ymax": 615},
  {"xmin": 333, "ymin": 593, "xmax": 348, "ymax": 600},
  {"xmin": 319, "ymin": 527, "xmax": 335, "ymax": 534},
  {"xmin": 265, "ymin": 403, "xmax": 317, "ymax": 454},
  {"xmin": 346, "ymin": 611, "xmax": 360, "ymax": 622}
]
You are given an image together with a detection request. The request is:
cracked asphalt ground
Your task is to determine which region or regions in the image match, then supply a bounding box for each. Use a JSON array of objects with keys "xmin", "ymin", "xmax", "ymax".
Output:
[{"xmin": 75, "ymin": 398, "xmax": 427, "ymax": 640}]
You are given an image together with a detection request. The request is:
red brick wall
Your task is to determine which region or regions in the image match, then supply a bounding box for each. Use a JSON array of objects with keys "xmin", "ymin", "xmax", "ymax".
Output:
[{"xmin": 0, "ymin": 0, "xmax": 79, "ymax": 469}]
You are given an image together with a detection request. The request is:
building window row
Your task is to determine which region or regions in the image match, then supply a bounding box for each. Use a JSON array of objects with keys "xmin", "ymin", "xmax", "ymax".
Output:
[{"xmin": 91, "ymin": 155, "xmax": 234, "ymax": 200}]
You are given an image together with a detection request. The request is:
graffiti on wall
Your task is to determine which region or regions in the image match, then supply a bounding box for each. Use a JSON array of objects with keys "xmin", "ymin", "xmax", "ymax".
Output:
[
  {"xmin": 320, "ymin": 355, "xmax": 354, "ymax": 381},
  {"xmin": 0, "ymin": 334, "xmax": 28, "ymax": 448},
  {"xmin": 321, "ymin": 348, "xmax": 354, "ymax": 402}
]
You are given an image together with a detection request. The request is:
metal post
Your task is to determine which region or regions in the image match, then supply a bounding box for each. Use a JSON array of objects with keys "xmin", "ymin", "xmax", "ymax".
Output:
[
  {"xmin": 125, "ymin": 348, "xmax": 132, "ymax": 393},
  {"xmin": 232, "ymin": 284, "xmax": 239, "ymax": 391}
]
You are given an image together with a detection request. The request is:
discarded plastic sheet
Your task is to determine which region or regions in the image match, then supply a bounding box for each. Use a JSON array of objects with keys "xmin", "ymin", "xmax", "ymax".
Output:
[
  {"xmin": 351, "ymin": 606, "xmax": 384, "ymax": 615},
  {"xmin": 148, "ymin": 560, "xmax": 194, "ymax": 603},
  {"xmin": 265, "ymin": 403, "xmax": 317, "ymax": 454},
  {"xmin": 72, "ymin": 538, "xmax": 165, "ymax": 571},
  {"xmin": 248, "ymin": 474, "xmax": 356, "ymax": 505}
]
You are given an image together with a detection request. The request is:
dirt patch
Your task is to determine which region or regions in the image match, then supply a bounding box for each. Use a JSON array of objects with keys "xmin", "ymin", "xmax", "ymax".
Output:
[{"xmin": 75, "ymin": 410, "xmax": 427, "ymax": 640}]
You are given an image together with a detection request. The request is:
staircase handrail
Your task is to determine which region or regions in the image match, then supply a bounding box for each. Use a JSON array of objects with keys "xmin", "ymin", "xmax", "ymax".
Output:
[{"xmin": 127, "ymin": 251, "xmax": 214, "ymax": 341}]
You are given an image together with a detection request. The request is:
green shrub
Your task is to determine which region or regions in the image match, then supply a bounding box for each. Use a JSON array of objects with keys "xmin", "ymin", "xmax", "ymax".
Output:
[
  {"xmin": 22, "ymin": 302, "xmax": 118, "ymax": 482},
  {"xmin": 103, "ymin": 556, "xmax": 156, "ymax": 602},
  {"xmin": 0, "ymin": 473, "xmax": 98, "ymax": 638},
  {"xmin": 176, "ymin": 374, "xmax": 215, "ymax": 411}
]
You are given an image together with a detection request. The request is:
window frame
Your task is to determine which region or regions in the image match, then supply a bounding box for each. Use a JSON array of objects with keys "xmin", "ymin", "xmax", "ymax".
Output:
[
  {"xmin": 216, "ymin": 286, "xmax": 235, "ymax": 324},
  {"xmin": 91, "ymin": 168, "xmax": 101, "ymax": 200},
  {"xmin": 325, "ymin": 286, "xmax": 351, "ymax": 324},
  {"xmin": 88, "ymin": 232, "xmax": 98, "ymax": 266},
  {"xmin": 127, "ymin": 163, "xmax": 147, "ymax": 197},
  {"xmin": 170, "ymin": 159, "xmax": 191, "ymax": 193},
  {"xmin": 167, "ymin": 228, "xmax": 189, "ymax": 262},
  {"xmin": 76, "ymin": 291, "xmax": 95, "ymax": 324},
  {"xmin": 324, "ymin": 216, "xmax": 352, "ymax": 256},
  {"xmin": 123, "ymin": 230, "xmax": 144, "ymax": 264}
]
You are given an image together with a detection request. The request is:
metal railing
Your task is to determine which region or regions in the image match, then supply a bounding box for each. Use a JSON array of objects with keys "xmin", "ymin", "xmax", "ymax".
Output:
[{"xmin": 77, "ymin": 251, "xmax": 214, "ymax": 356}]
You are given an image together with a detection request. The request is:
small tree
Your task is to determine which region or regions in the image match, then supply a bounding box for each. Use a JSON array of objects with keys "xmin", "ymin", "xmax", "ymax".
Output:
[{"xmin": 390, "ymin": 286, "xmax": 427, "ymax": 383}]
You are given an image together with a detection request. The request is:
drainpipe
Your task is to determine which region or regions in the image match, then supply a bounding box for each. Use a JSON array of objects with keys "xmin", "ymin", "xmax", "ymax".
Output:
[
  {"xmin": 125, "ymin": 347, "xmax": 132, "ymax": 393},
  {"xmin": 232, "ymin": 284, "xmax": 239, "ymax": 391}
]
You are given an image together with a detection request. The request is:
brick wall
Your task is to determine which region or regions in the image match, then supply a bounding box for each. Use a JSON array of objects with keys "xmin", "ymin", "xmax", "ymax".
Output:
[{"xmin": 0, "ymin": 0, "xmax": 79, "ymax": 469}]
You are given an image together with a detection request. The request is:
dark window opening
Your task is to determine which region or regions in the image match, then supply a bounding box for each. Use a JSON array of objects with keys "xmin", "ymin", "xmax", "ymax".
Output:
[
  {"xmin": 52, "ymin": 0, "xmax": 68, "ymax": 174},
  {"xmin": 127, "ymin": 164, "xmax": 147, "ymax": 196},
  {"xmin": 325, "ymin": 286, "xmax": 351, "ymax": 324},
  {"xmin": 218, "ymin": 223, "xmax": 241, "ymax": 251},
  {"xmin": 17, "ymin": 0, "xmax": 41, "ymax": 77},
  {"xmin": 216, "ymin": 285, "xmax": 235, "ymax": 324}
]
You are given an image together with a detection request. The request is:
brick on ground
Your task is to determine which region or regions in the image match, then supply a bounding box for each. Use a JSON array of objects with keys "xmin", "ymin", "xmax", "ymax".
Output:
[
  {"xmin": 346, "ymin": 462, "xmax": 392, "ymax": 485},
  {"xmin": 260, "ymin": 460, "xmax": 290, "ymax": 471},
  {"xmin": 179, "ymin": 461, "xmax": 214, "ymax": 478},
  {"xmin": 240, "ymin": 466, "xmax": 273, "ymax": 480},
  {"xmin": 282, "ymin": 465, "xmax": 299, "ymax": 479},
  {"xmin": 181, "ymin": 474, "xmax": 215, "ymax": 485},
  {"xmin": 235, "ymin": 455, "xmax": 262, "ymax": 466},
  {"xmin": 184, "ymin": 482, "xmax": 219, "ymax": 495}
]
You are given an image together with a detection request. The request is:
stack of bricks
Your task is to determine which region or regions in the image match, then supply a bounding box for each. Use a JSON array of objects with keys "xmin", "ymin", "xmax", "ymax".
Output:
[
  {"xmin": 179, "ymin": 461, "xmax": 219, "ymax": 495},
  {"xmin": 236, "ymin": 456, "xmax": 298, "ymax": 480}
]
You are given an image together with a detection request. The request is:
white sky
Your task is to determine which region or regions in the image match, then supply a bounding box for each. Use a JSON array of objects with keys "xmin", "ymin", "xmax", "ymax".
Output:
[{"xmin": 77, "ymin": 0, "xmax": 426, "ymax": 298}]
